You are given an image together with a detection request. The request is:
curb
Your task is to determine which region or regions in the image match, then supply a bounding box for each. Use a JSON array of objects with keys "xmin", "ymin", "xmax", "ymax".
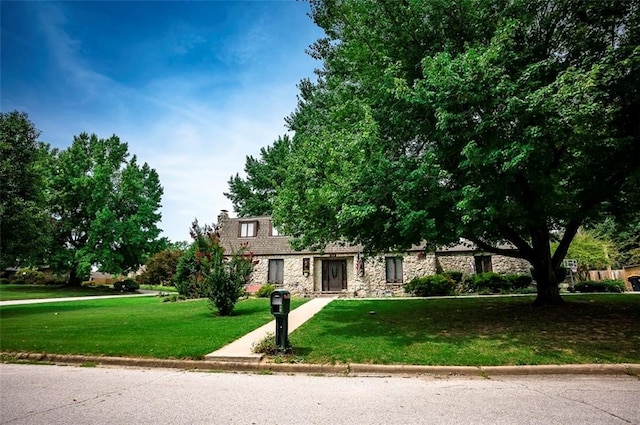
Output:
[{"xmin": 3, "ymin": 352, "xmax": 639, "ymax": 378}]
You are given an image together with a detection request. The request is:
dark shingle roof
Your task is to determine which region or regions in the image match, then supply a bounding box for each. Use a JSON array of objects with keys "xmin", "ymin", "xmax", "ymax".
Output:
[{"xmin": 216, "ymin": 213, "xmax": 493, "ymax": 256}]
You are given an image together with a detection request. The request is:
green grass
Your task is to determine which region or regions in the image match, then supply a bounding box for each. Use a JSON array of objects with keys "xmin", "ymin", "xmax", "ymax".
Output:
[
  {"xmin": 289, "ymin": 294, "xmax": 640, "ymax": 366},
  {"xmin": 139, "ymin": 284, "xmax": 178, "ymax": 292},
  {"xmin": 0, "ymin": 297, "xmax": 308, "ymax": 359},
  {"xmin": 0, "ymin": 284, "xmax": 126, "ymax": 301}
]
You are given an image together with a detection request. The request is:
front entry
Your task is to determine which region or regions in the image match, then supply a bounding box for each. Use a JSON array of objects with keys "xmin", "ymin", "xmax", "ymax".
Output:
[{"xmin": 322, "ymin": 260, "xmax": 347, "ymax": 291}]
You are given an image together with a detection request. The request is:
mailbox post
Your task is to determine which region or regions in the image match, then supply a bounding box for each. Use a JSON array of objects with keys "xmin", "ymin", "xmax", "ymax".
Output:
[{"xmin": 270, "ymin": 289, "xmax": 291, "ymax": 352}]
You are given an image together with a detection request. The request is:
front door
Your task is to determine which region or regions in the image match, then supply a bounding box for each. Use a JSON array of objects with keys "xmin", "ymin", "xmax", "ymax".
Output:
[{"xmin": 322, "ymin": 260, "xmax": 347, "ymax": 291}]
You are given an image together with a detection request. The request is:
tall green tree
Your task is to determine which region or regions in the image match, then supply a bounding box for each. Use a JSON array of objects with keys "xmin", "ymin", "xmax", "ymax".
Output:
[
  {"xmin": 590, "ymin": 217, "xmax": 640, "ymax": 267},
  {"xmin": 49, "ymin": 133, "xmax": 164, "ymax": 285},
  {"xmin": 225, "ymin": 135, "xmax": 293, "ymax": 217},
  {"xmin": 0, "ymin": 111, "xmax": 51, "ymax": 268},
  {"xmin": 270, "ymin": 0, "xmax": 640, "ymax": 305},
  {"xmin": 556, "ymin": 229, "xmax": 618, "ymax": 281}
]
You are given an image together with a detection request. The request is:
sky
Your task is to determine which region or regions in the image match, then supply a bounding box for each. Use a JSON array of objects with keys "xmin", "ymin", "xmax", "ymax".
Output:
[{"xmin": 1, "ymin": 0, "xmax": 324, "ymax": 243}]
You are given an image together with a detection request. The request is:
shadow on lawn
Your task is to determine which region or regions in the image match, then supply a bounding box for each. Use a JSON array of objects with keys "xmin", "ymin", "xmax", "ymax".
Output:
[{"xmin": 294, "ymin": 295, "xmax": 640, "ymax": 364}]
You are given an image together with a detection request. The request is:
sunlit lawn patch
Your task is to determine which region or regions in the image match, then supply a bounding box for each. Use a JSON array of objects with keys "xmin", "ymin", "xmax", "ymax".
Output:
[{"xmin": 0, "ymin": 297, "xmax": 308, "ymax": 359}]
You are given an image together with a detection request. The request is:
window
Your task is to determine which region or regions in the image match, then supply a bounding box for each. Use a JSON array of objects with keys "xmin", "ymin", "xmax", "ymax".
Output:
[
  {"xmin": 270, "ymin": 221, "xmax": 281, "ymax": 237},
  {"xmin": 239, "ymin": 221, "xmax": 257, "ymax": 238},
  {"xmin": 268, "ymin": 259, "xmax": 284, "ymax": 285},
  {"xmin": 475, "ymin": 255, "xmax": 493, "ymax": 273},
  {"xmin": 385, "ymin": 257, "xmax": 403, "ymax": 283}
]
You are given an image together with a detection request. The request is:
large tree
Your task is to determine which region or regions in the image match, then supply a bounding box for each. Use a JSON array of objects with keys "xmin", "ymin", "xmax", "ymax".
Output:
[
  {"xmin": 225, "ymin": 135, "xmax": 293, "ymax": 217},
  {"xmin": 268, "ymin": 0, "xmax": 640, "ymax": 305},
  {"xmin": 49, "ymin": 133, "xmax": 164, "ymax": 285},
  {"xmin": 0, "ymin": 111, "xmax": 51, "ymax": 268}
]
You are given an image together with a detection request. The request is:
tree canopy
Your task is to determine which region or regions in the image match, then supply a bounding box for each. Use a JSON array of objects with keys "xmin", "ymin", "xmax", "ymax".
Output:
[
  {"xmin": 225, "ymin": 135, "xmax": 293, "ymax": 217},
  {"xmin": 48, "ymin": 133, "xmax": 164, "ymax": 285},
  {"xmin": 228, "ymin": 0, "xmax": 640, "ymax": 305},
  {"xmin": 0, "ymin": 111, "xmax": 51, "ymax": 268}
]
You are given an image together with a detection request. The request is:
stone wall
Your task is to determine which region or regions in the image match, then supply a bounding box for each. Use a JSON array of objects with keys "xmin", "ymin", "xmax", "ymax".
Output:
[
  {"xmin": 436, "ymin": 253, "xmax": 530, "ymax": 275},
  {"xmin": 247, "ymin": 251, "xmax": 531, "ymax": 297}
]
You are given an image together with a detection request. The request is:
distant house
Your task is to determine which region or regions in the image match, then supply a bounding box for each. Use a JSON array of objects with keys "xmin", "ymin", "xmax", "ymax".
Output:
[{"xmin": 216, "ymin": 210, "xmax": 530, "ymax": 297}]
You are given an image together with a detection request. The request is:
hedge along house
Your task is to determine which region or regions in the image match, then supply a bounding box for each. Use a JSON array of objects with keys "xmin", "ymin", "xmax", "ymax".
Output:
[{"xmin": 216, "ymin": 210, "xmax": 531, "ymax": 297}]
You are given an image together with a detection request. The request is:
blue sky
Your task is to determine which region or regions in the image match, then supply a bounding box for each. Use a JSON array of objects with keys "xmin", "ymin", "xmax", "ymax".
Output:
[{"xmin": 1, "ymin": 0, "xmax": 324, "ymax": 243}]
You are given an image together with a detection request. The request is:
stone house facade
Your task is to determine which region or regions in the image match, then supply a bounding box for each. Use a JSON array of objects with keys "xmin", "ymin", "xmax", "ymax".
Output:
[{"xmin": 216, "ymin": 210, "xmax": 531, "ymax": 297}]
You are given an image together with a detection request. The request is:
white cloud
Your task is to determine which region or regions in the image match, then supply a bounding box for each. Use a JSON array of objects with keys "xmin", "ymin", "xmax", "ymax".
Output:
[{"xmin": 5, "ymin": 0, "xmax": 322, "ymax": 243}]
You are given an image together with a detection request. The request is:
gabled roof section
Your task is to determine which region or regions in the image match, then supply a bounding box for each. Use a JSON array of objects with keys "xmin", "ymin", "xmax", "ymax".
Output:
[
  {"xmin": 215, "ymin": 212, "xmax": 491, "ymax": 256},
  {"xmin": 216, "ymin": 213, "xmax": 360, "ymax": 256}
]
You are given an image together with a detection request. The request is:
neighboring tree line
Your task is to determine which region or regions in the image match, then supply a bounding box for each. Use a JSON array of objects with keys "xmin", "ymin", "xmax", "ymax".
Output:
[
  {"xmin": 225, "ymin": 0, "xmax": 640, "ymax": 306},
  {"xmin": 1, "ymin": 111, "xmax": 164, "ymax": 285}
]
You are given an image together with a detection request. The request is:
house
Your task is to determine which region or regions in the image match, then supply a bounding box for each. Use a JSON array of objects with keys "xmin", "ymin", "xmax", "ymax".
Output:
[{"xmin": 216, "ymin": 210, "xmax": 531, "ymax": 297}]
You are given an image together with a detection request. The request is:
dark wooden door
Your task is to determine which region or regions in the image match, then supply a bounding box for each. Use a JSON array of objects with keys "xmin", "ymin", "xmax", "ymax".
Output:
[{"xmin": 322, "ymin": 260, "xmax": 347, "ymax": 291}]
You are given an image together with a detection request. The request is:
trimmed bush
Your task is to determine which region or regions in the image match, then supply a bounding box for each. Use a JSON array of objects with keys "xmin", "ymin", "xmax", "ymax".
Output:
[
  {"xmin": 404, "ymin": 274, "xmax": 456, "ymax": 297},
  {"xmin": 255, "ymin": 284, "xmax": 276, "ymax": 298},
  {"xmin": 506, "ymin": 274, "xmax": 533, "ymax": 290},
  {"xmin": 114, "ymin": 279, "xmax": 139, "ymax": 292},
  {"xmin": 0, "ymin": 278, "xmax": 10, "ymax": 285},
  {"xmin": 442, "ymin": 271, "xmax": 463, "ymax": 284},
  {"xmin": 15, "ymin": 268, "xmax": 45, "ymax": 284},
  {"xmin": 573, "ymin": 280, "xmax": 626, "ymax": 293},
  {"xmin": 469, "ymin": 272, "xmax": 510, "ymax": 294}
]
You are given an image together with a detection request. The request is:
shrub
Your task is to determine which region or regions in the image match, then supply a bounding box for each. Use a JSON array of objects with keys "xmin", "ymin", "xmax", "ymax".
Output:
[
  {"xmin": 442, "ymin": 271, "xmax": 463, "ymax": 284},
  {"xmin": 573, "ymin": 279, "xmax": 626, "ymax": 293},
  {"xmin": 15, "ymin": 268, "xmax": 45, "ymax": 284},
  {"xmin": 114, "ymin": 279, "xmax": 139, "ymax": 292},
  {"xmin": 404, "ymin": 274, "xmax": 455, "ymax": 297},
  {"xmin": 0, "ymin": 278, "xmax": 10, "ymax": 285},
  {"xmin": 173, "ymin": 244, "xmax": 210, "ymax": 298},
  {"xmin": 187, "ymin": 219, "xmax": 254, "ymax": 316},
  {"xmin": 137, "ymin": 249, "xmax": 183, "ymax": 287},
  {"xmin": 506, "ymin": 274, "xmax": 533, "ymax": 290},
  {"xmin": 469, "ymin": 272, "xmax": 510, "ymax": 294},
  {"xmin": 255, "ymin": 284, "xmax": 276, "ymax": 298},
  {"xmin": 252, "ymin": 332, "xmax": 278, "ymax": 355},
  {"xmin": 43, "ymin": 277, "xmax": 66, "ymax": 285},
  {"xmin": 12, "ymin": 279, "xmax": 26, "ymax": 285}
]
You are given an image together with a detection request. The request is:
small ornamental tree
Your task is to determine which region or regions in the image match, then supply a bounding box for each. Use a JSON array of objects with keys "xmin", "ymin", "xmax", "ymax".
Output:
[
  {"xmin": 137, "ymin": 249, "xmax": 183, "ymax": 287},
  {"xmin": 188, "ymin": 219, "xmax": 253, "ymax": 316}
]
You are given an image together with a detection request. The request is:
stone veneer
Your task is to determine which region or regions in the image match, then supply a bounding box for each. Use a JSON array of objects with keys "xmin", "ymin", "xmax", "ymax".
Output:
[
  {"xmin": 248, "ymin": 252, "xmax": 532, "ymax": 297},
  {"xmin": 437, "ymin": 253, "xmax": 531, "ymax": 275}
]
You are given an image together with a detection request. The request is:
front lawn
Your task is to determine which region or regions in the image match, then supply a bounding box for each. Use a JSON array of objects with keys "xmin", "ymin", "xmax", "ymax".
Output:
[
  {"xmin": 0, "ymin": 297, "xmax": 308, "ymax": 359},
  {"xmin": 0, "ymin": 284, "xmax": 126, "ymax": 301},
  {"xmin": 290, "ymin": 294, "xmax": 640, "ymax": 366}
]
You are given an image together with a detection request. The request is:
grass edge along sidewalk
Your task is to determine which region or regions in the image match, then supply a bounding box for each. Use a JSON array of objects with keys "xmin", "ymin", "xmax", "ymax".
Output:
[
  {"xmin": 1, "ymin": 294, "xmax": 639, "ymax": 367},
  {"xmin": 2, "ymin": 352, "xmax": 640, "ymax": 378}
]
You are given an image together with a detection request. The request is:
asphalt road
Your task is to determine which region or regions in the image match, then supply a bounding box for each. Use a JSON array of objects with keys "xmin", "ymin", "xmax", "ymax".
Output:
[{"xmin": 1, "ymin": 363, "xmax": 638, "ymax": 425}]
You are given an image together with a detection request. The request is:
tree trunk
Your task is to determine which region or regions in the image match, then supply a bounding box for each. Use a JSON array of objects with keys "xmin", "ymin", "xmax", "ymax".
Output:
[
  {"xmin": 530, "ymin": 226, "xmax": 565, "ymax": 306},
  {"xmin": 67, "ymin": 266, "xmax": 83, "ymax": 287},
  {"xmin": 533, "ymin": 270, "xmax": 564, "ymax": 306}
]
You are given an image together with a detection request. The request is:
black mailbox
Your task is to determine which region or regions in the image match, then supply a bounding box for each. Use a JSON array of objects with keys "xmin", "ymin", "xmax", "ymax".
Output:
[
  {"xmin": 270, "ymin": 289, "xmax": 291, "ymax": 316},
  {"xmin": 270, "ymin": 289, "xmax": 291, "ymax": 352}
]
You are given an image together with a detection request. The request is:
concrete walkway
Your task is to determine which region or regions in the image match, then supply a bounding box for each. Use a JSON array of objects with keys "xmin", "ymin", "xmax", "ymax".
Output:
[
  {"xmin": 0, "ymin": 292, "xmax": 158, "ymax": 306},
  {"xmin": 205, "ymin": 297, "xmax": 335, "ymax": 363}
]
